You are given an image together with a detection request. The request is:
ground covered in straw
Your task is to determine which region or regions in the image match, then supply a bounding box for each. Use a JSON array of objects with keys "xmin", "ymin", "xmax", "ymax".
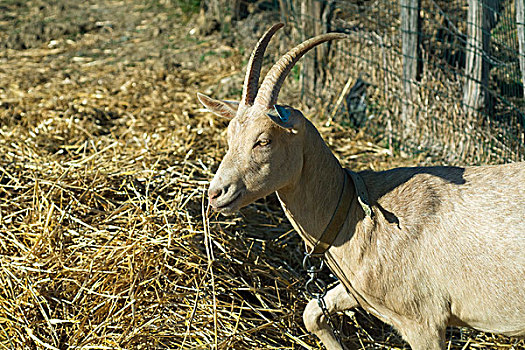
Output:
[{"xmin": 0, "ymin": 1, "xmax": 523, "ymax": 349}]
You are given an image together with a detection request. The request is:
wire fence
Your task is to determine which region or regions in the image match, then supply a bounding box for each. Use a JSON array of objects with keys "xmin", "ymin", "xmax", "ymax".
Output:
[
  {"xmin": 275, "ymin": 0, "xmax": 525, "ymax": 164},
  {"xmin": 204, "ymin": 0, "xmax": 524, "ymax": 163}
]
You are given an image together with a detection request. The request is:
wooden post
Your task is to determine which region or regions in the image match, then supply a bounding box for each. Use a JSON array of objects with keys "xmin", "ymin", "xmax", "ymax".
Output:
[
  {"xmin": 463, "ymin": 0, "xmax": 486, "ymax": 117},
  {"xmin": 300, "ymin": 0, "xmax": 334, "ymax": 107},
  {"xmin": 517, "ymin": 0, "xmax": 525, "ymax": 97},
  {"xmin": 300, "ymin": 0, "xmax": 318, "ymax": 104},
  {"xmin": 400, "ymin": 0, "xmax": 422, "ymax": 138},
  {"xmin": 463, "ymin": 0, "xmax": 501, "ymax": 117},
  {"xmin": 278, "ymin": 0, "xmax": 290, "ymax": 23},
  {"xmin": 202, "ymin": 0, "xmax": 242, "ymax": 23}
]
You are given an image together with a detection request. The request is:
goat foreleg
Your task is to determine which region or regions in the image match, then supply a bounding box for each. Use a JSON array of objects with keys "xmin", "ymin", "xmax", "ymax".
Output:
[{"xmin": 303, "ymin": 283, "xmax": 358, "ymax": 350}]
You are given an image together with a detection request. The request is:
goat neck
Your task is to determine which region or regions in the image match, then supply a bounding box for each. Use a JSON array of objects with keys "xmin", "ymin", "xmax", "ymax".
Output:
[{"xmin": 276, "ymin": 120, "xmax": 353, "ymax": 249}]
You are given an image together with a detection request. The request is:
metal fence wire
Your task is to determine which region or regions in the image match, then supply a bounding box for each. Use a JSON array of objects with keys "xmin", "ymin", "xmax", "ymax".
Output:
[{"xmin": 271, "ymin": 0, "xmax": 524, "ymax": 164}]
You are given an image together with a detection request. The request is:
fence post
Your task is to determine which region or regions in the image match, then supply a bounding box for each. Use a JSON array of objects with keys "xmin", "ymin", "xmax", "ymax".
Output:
[
  {"xmin": 517, "ymin": 0, "xmax": 525, "ymax": 97},
  {"xmin": 400, "ymin": 0, "xmax": 422, "ymax": 139},
  {"xmin": 463, "ymin": 0, "xmax": 501, "ymax": 117},
  {"xmin": 300, "ymin": 0, "xmax": 334, "ymax": 107},
  {"xmin": 201, "ymin": 0, "xmax": 243, "ymax": 24}
]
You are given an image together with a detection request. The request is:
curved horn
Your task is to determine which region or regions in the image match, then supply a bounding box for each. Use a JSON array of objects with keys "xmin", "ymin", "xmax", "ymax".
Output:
[
  {"xmin": 241, "ymin": 23, "xmax": 284, "ymax": 108},
  {"xmin": 254, "ymin": 33, "xmax": 347, "ymax": 107}
]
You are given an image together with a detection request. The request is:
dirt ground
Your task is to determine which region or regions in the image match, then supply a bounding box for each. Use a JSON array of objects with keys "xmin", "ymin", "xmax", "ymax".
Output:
[{"xmin": 0, "ymin": 1, "xmax": 523, "ymax": 349}]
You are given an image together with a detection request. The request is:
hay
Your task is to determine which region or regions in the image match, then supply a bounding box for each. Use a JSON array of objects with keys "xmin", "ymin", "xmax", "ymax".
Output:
[{"xmin": 0, "ymin": 1, "xmax": 523, "ymax": 349}]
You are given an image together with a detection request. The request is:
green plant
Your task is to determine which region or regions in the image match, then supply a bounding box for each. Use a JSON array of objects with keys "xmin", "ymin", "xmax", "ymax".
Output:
[
  {"xmin": 291, "ymin": 65, "xmax": 300, "ymax": 81},
  {"xmin": 176, "ymin": 0, "xmax": 201, "ymax": 14}
]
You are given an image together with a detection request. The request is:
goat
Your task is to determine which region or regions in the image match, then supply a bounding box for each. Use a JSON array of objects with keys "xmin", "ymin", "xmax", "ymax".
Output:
[{"xmin": 197, "ymin": 23, "xmax": 525, "ymax": 350}]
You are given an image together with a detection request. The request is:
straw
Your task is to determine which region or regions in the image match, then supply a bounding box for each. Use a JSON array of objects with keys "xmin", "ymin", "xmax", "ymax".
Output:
[{"xmin": 0, "ymin": 2, "xmax": 522, "ymax": 348}]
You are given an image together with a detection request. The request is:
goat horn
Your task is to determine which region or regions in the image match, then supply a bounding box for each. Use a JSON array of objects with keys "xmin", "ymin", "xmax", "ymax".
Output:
[
  {"xmin": 241, "ymin": 23, "xmax": 284, "ymax": 108},
  {"xmin": 254, "ymin": 33, "xmax": 347, "ymax": 107}
]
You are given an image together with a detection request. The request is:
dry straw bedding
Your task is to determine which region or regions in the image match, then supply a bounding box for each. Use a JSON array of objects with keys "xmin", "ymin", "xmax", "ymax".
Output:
[{"xmin": 0, "ymin": 2, "xmax": 523, "ymax": 349}]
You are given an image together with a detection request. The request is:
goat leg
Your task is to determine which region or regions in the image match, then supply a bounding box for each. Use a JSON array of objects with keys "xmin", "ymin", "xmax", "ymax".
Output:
[
  {"xmin": 303, "ymin": 283, "xmax": 358, "ymax": 350},
  {"xmin": 399, "ymin": 322, "xmax": 446, "ymax": 350}
]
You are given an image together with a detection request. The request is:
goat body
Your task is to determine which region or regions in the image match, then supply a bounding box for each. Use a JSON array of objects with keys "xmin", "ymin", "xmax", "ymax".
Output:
[
  {"xmin": 349, "ymin": 163, "xmax": 524, "ymax": 338},
  {"xmin": 198, "ymin": 23, "xmax": 525, "ymax": 349},
  {"xmin": 279, "ymin": 120, "xmax": 525, "ymax": 349}
]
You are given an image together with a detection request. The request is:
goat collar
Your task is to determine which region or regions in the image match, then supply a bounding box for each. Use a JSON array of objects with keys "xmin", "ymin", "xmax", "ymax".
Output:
[{"xmin": 309, "ymin": 168, "xmax": 373, "ymax": 255}]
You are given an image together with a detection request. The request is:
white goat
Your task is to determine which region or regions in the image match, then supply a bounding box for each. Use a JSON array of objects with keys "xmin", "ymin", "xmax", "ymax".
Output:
[{"xmin": 198, "ymin": 23, "xmax": 525, "ymax": 350}]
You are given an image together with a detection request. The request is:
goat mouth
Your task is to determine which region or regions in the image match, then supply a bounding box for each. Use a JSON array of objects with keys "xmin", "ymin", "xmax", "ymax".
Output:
[{"xmin": 214, "ymin": 192, "xmax": 243, "ymax": 213}]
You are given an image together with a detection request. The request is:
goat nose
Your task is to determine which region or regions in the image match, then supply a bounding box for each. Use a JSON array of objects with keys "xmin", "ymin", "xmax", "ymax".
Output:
[{"xmin": 208, "ymin": 187, "xmax": 223, "ymax": 201}]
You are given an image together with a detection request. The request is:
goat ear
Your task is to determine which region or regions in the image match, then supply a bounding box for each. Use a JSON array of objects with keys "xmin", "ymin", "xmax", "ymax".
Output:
[
  {"xmin": 197, "ymin": 92, "xmax": 238, "ymax": 120},
  {"xmin": 267, "ymin": 105, "xmax": 301, "ymax": 133}
]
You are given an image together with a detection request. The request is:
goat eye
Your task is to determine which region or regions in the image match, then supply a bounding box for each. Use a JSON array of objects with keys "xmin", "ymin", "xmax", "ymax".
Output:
[{"xmin": 254, "ymin": 139, "xmax": 271, "ymax": 148}]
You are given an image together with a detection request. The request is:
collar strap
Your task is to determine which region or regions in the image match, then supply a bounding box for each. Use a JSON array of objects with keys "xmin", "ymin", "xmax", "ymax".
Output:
[{"xmin": 310, "ymin": 169, "xmax": 373, "ymax": 255}]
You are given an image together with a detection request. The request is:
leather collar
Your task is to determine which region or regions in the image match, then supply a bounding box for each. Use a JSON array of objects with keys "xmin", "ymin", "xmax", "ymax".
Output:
[{"xmin": 309, "ymin": 168, "xmax": 373, "ymax": 255}]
